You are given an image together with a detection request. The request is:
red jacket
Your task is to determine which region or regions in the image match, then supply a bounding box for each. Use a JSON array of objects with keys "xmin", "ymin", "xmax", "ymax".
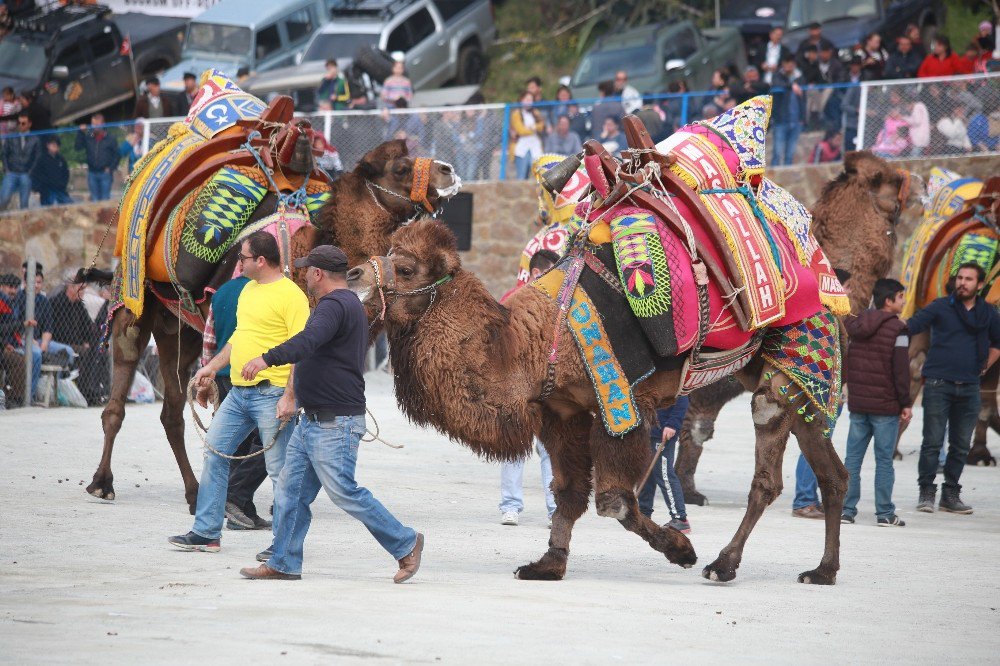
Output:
[
  {"xmin": 917, "ymin": 53, "xmax": 963, "ymax": 78},
  {"xmin": 845, "ymin": 309, "xmax": 911, "ymax": 415}
]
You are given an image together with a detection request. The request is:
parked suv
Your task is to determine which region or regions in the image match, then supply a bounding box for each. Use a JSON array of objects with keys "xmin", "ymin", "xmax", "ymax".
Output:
[{"xmin": 160, "ymin": 0, "xmax": 330, "ymax": 93}]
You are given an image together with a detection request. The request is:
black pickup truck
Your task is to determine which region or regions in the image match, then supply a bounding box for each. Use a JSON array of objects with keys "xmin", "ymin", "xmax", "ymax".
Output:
[{"xmin": 0, "ymin": 3, "xmax": 186, "ymax": 126}]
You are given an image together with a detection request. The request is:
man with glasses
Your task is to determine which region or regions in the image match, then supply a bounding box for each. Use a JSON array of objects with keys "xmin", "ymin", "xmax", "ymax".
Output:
[
  {"xmin": 0, "ymin": 113, "xmax": 39, "ymax": 210},
  {"xmin": 169, "ymin": 231, "xmax": 309, "ymax": 553}
]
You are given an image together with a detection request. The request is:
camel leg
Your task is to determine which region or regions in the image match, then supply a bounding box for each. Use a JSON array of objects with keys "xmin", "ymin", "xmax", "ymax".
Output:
[
  {"xmin": 515, "ymin": 411, "xmax": 592, "ymax": 581},
  {"xmin": 702, "ymin": 384, "xmax": 792, "ymax": 583},
  {"xmin": 791, "ymin": 417, "xmax": 847, "ymax": 585},
  {"xmin": 151, "ymin": 303, "xmax": 204, "ymax": 514},
  {"xmin": 88, "ymin": 307, "xmax": 154, "ymax": 501},
  {"xmin": 969, "ymin": 365, "xmax": 998, "ymax": 467},
  {"xmin": 590, "ymin": 418, "xmax": 697, "ymax": 569},
  {"xmin": 676, "ymin": 378, "xmax": 746, "ymax": 506}
]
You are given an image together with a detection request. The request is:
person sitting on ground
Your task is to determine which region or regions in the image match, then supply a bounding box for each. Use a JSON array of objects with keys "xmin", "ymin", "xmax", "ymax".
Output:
[
  {"xmin": 840, "ymin": 278, "xmax": 912, "ymax": 527},
  {"xmin": 498, "ymin": 250, "xmax": 560, "ymax": 527},
  {"xmin": 638, "ymin": 396, "xmax": 692, "ymax": 534}
]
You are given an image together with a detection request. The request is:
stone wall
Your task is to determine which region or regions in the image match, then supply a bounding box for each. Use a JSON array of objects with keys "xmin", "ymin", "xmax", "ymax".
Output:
[{"xmin": 2, "ymin": 154, "xmax": 997, "ymax": 296}]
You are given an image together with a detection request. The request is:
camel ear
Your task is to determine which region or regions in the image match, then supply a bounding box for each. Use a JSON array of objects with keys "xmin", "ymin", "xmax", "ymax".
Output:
[
  {"xmin": 843, "ymin": 151, "xmax": 885, "ymax": 185},
  {"xmin": 356, "ymin": 139, "xmax": 409, "ymax": 179}
]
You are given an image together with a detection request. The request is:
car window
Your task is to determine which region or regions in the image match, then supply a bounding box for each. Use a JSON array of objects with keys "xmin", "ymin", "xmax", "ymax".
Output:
[
  {"xmin": 89, "ymin": 30, "xmax": 118, "ymax": 60},
  {"xmin": 387, "ymin": 8, "xmax": 436, "ymax": 52},
  {"xmin": 284, "ymin": 8, "xmax": 314, "ymax": 45},
  {"xmin": 255, "ymin": 24, "xmax": 282, "ymax": 61},
  {"xmin": 54, "ymin": 40, "xmax": 86, "ymax": 72},
  {"xmin": 432, "ymin": 0, "xmax": 466, "ymax": 22},
  {"xmin": 303, "ymin": 32, "xmax": 378, "ymax": 61},
  {"xmin": 672, "ymin": 28, "xmax": 698, "ymax": 60}
]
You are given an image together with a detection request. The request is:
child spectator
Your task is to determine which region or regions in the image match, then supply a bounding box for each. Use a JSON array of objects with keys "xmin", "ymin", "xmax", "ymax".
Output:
[
  {"xmin": 856, "ymin": 32, "xmax": 889, "ymax": 80},
  {"xmin": 380, "ymin": 59, "xmax": 413, "ymax": 108},
  {"xmin": 31, "ymin": 136, "xmax": 72, "ymax": 206},
  {"xmin": 0, "ymin": 86, "xmax": 19, "ymax": 136},
  {"xmin": 840, "ymin": 279, "xmax": 912, "ymax": 527},
  {"xmin": 902, "ymin": 90, "xmax": 931, "ymax": 156},
  {"xmin": 936, "ymin": 104, "xmax": 972, "ymax": 153},
  {"xmin": 808, "ymin": 128, "xmax": 843, "ymax": 163},
  {"xmin": 638, "ymin": 396, "xmax": 691, "ymax": 533},
  {"xmin": 872, "ymin": 107, "xmax": 910, "ymax": 158}
]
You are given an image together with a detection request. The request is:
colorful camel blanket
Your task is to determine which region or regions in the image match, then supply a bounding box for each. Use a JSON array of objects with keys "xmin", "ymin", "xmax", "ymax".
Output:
[
  {"xmin": 899, "ymin": 168, "xmax": 985, "ymax": 317},
  {"xmin": 761, "ymin": 309, "xmax": 842, "ymax": 436}
]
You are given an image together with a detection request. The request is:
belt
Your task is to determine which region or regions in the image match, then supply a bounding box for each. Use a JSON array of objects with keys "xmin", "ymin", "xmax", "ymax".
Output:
[{"xmin": 302, "ymin": 408, "xmax": 345, "ymax": 423}]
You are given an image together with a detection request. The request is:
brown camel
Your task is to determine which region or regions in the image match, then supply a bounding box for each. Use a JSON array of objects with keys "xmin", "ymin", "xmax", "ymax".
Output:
[
  {"xmin": 349, "ymin": 219, "xmax": 848, "ymax": 585},
  {"xmin": 676, "ymin": 152, "xmax": 924, "ymax": 505},
  {"xmin": 86, "ymin": 140, "xmax": 459, "ymax": 512}
]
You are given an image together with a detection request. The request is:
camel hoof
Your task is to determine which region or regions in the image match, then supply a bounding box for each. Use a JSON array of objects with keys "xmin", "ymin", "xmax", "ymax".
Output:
[
  {"xmin": 798, "ymin": 569, "xmax": 837, "ymax": 585},
  {"xmin": 514, "ymin": 549, "xmax": 567, "ymax": 581},
  {"xmin": 683, "ymin": 490, "xmax": 709, "ymax": 506},
  {"xmin": 701, "ymin": 562, "xmax": 736, "ymax": 583},
  {"xmin": 86, "ymin": 480, "xmax": 115, "ymax": 501},
  {"xmin": 893, "ymin": 451, "xmax": 903, "ymax": 461}
]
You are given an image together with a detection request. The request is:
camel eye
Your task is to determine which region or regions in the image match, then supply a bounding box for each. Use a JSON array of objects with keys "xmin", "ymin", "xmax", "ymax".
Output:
[{"xmin": 398, "ymin": 266, "xmax": 413, "ymax": 277}]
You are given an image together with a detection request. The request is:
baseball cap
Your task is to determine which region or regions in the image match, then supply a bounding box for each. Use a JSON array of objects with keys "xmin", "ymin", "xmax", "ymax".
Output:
[
  {"xmin": 293, "ymin": 245, "xmax": 349, "ymax": 272},
  {"xmin": 0, "ymin": 273, "xmax": 19, "ymax": 287}
]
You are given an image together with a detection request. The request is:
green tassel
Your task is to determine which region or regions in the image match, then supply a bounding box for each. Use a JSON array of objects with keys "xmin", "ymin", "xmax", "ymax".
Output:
[
  {"xmin": 797, "ymin": 404, "xmax": 807, "ymax": 415},
  {"xmin": 778, "ymin": 385, "xmax": 789, "ymax": 395},
  {"xmin": 788, "ymin": 390, "xmax": 804, "ymax": 403},
  {"xmin": 804, "ymin": 413, "xmax": 816, "ymax": 423},
  {"xmin": 823, "ymin": 428, "xmax": 832, "ymax": 438},
  {"xmin": 764, "ymin": 371, "xmax": 774, "ymax": 381}
]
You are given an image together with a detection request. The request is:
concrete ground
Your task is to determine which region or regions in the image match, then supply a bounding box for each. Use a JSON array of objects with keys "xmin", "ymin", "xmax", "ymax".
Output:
[{"xmin": 2, "ymin": 371, "xmax": 998, "ymax": 664}]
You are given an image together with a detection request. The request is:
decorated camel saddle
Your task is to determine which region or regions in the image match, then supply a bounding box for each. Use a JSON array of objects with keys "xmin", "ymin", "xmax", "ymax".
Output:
[
  {"xmin": 528, "ymin": 96, "xmax": 847, "ymax": 437},
  {"xmin": 112, "ymin": 69, "xmax": 332, "ymax": 329},
  {"xmin": 899, "ymin": 167, "xmax": 1000, "ymax": 316}
]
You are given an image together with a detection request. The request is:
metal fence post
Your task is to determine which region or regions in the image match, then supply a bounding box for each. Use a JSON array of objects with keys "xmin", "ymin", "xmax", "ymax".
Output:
[
  {"xmin": 856, "ymin": 82, "xmax": 869, "ymax": 151},
  {"xmin": 499, "ymin": 103, "xmax": 511, "ymax": 180},
  {"xmin": 23, "ymin": 257, "xmax": 35, "ymax": 407},
  {"xmin": 680, "ymin": 93, "xmax": 690, "ymax": 127}
]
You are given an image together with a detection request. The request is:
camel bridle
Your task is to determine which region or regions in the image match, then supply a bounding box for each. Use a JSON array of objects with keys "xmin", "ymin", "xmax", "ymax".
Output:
[
  {"xmin": 365, "ymin": 158, "xmax": 446, "ymax": 220},
  {"xmin": 364, "ymin": 255, "xmax": 453, "ymax": 328}
]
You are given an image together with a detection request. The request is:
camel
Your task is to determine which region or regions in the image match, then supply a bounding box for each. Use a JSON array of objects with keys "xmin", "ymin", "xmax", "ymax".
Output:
[
  {"xmin": 86, "ymin": 138, "xmax": 460, "ymax": 512},
  {"xmin": 675, "ymin": 152, "xmax": 924, "ymax": 505},
  {"xmin": 349, "ymin": 218, "xmax": 848, "ymax": 585}
]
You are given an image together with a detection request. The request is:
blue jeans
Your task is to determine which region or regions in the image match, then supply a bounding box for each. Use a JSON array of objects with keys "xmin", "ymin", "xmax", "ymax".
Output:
[
  {"xmin": 499, "ymin": 438, "xmax": 555, "ymax": 518},
  {"xmin": 269, "ymin": 415, "xmax": 417, "ymax": 575},
  {"xmin": 40, "ymin": 189, "xmax": 74, "ymax": 206},
  {"xmin": 792, "ymin": 454, "xmax": 819, "ymax": 509},
  {"xmin": 639, "ymin": 435, "xmax": 686, "ymax": 520},
  {"xmin": 45, "ymin": 340, "xmax": 76, "ymax": 365},
  {"xmin": 771, "ymin": 122, "xmax": 802, "ymax": 166},
  {"xmin": 14, "ymin": 344, "xmax": 43, "ymax": 401},
  {"xmin": 918, "ymin": 379, "xmax": 980, "ymax": 490},
  {"xmin": 842, "ymin": 412, "xmax": 900, "ymax": 519},
  {"xmin": 0, "ymin": 171, "xmax": 32, "ymax": 209},
  {"xmin": 191, "ymin": 383, "xmax": 292, "ymax": 539},
  {"xmin": 514, "ymin": 151, "xmax": 535, "ymax": 180},
  {"xmin": 87, "ymin": 169, "xmax": 112, "ymax": 201}
]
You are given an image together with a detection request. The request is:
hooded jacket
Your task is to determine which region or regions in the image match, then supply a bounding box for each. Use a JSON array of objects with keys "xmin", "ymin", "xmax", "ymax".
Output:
[{"xmin": 845, "ymin": 309, "xmax": 911, "ymax": 415}]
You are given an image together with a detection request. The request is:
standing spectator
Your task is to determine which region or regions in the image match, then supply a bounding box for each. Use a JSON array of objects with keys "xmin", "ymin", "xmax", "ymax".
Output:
[
  {"xmin": 525, "ymin": 76, "xmax": 543, "ymax": 103},
  {"xmin": 382, "ymin": 98, "xmax": 424, "ymax": 153},
  {"xmin": 841, "ymin": 57, "xmax": 864, "ymax": 150},
  {"xmin": 816, "ymin": 44, "xmax": 844, "ymax": 85},
  {"xmin": 795, "ymin": 22, "xmax": 835, "ymax": 69},
  {"xmin": 757, "ymin": 25, "xmax": 791, "ymax": 85},
  {"xmin": 908, "ymin": 263, "xmax": 1000, "ymax": 515},
  {"xmin": 547, "ymin": 84, "xmax": 574, "ymax": 128},
  {"xmin": 0, "ymin": 113, "xmax": 39, "ymax": 210},
  {"xmin": 638, "ymin": 396, "xmax": 692, "ymax": 533},
  {"xmin": 31, "ymin": 136, "xmax": 72, "ymax": 206},
  {"xmin": 565, "ymin": 102, "xmax": 590, "ymax": 144},
  {"xmin": 905, "ymin": 23, "xmax": 927, "ymax": 60},
  {"xmin": 813, "ymin": 44, "xmax": 843, "ymax": 128},
  {"xmin": 884, "ymin": 36, "xmax": 922, "ymax": 79},
  {"xmin": 544, "ymin": 114, "xmax": 582, "ymax": 155},
  {"xmin": 168, "ymin": 232, "xmax": 308, "ymax": 553},
  {"xmin": 430, "ymin": 110, "xmax": 461, "ymax": 167},
  {"xmin": 918, "ymin": 36, "xmax": 962, "ymax": 78},
  {"xmin": 902, "ymin": 90, "xmax": 931, "ymax": 156},
  {"xmin": 614, "ymin": 69, "xmax": 642, "ymax": 114},
  {"xmin": 200, "ymin": 276, "xmax": 272, "ymax": 532},
  {"xmin": 936, "ymin": 104, "xmax": 972, "ymax": 153},
  {"xmin": 732, "ymin": 65, "xmax": 770, "ymax": 105},
  {"xmin": 770, "ymin": 55, "xmax": 805, "ymax": 166},
  {"xmin": 133, "ymin": 77, "xmax": 176, "ymax": 119},
  {"xmin": 589, "ymin": 80, "xmax": 625, "ymax": 139},
  {"xmin": 0, "ymin": 91, "xmax": 51, "ymax": 132},
  {"xmin": 119, "ymin": 130, "xmax": 141, "ymax": 174},
  {"xmin": 498, "ymin": 250, "xmax": 559, "ymax": 527},
  {"xmin": 799, "ymin": 44, "xmax": 822, "ymax": 84},
  {"xmin": 181, "ymin": 72, "xmax": 198, "ymax": 113},
  {"xmin": 662, "ymin": 80, "xmax": 692, "ymax": 132},
  {"xmin": 14, "ymin": 266, "xmax": 53, "ymax": 401},
  {"xmin": 840, "ymin": 279, "xmax": 912, "ymax": 527},
  {"xmin": 856, "ymin": 32, "xmax": 889, "ymax": 80},
  {"xmin": 510, "ymin": 90, "xmax": 545, "ymax": 179},
  {"xmin": 455, "ymin": 106, "xmax": 485, "ymax": 181},
  {"xmin": 380, "ymin": 59, "xmax": 413, "ymax": 108},
  {"xmin": 598, "ymin": 116, "xmax": 623, "ymax": 153},
  {"xmin": 808, "ymin": 128, "xmax": 843, "ymax": 163},
  {"xmin": 237, "ymin": 245, "xmax": 424, "ymax": 583},
  {"xmin": 0, "ymin": 86, "xmax": 19, "ymax": 136},
  {"xmin": 317, "ymin": 60, "xmax": 350, "ymax": 111},
  {"xmin": 75, "ymin": 114, "xmax": 119, "ymax": 202}
]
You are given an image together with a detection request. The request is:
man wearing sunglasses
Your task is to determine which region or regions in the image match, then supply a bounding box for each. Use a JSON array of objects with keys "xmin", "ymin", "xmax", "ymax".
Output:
[
  {"xmin": 169, "ymin": 231, "xmax": 309, "ymax": 554},
  {"xmin": 0, "ymin": 113, "xmax": 39, "ymax": 210}
]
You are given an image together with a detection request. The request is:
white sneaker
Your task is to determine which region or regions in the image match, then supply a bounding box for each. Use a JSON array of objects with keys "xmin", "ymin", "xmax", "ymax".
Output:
[{"xmin": 501, "ymin": 511, "xmax": 519, "ymax": 526}]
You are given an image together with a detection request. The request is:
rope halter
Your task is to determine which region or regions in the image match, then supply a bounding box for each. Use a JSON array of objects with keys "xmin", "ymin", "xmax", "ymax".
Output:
[{"xmin": 363, "ymin": 255, "xmax": 453, "ymax": 328}]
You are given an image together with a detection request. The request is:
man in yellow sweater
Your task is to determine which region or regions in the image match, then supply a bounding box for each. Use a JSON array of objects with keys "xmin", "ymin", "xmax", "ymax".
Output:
[{"xmin": 169, "ymin": 231, "xmax": 309, "ymax": 553}]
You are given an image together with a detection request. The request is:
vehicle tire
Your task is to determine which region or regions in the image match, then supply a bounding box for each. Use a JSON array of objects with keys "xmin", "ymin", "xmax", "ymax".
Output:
[
  {"xmin": 456, "ymin": 44, "xmax": 486, "ymax": 85},
  {"xmin": 353, "ymin": 44, "xmax": 394, "ymax": 85}
]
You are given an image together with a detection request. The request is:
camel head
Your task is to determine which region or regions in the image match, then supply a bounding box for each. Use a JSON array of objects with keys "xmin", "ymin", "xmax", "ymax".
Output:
[
  {"xmin": 348, "ymin": 218, "xmax": 462, "ymax": 326},
  {"xmin": 356, "ymin": 139, "xmax": 462, "ymax": 219},
  {"xmin": 840, "ymin": 151, "xmax": 925, "ymax": 228}
]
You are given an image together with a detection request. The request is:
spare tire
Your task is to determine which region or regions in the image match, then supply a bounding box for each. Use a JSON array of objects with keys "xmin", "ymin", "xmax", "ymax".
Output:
[{"xmin": 353, "ymin": 44, "xmax": 395, "ymax": 85}]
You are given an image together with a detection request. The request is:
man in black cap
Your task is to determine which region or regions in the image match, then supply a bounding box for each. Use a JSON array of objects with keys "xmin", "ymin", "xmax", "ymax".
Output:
[
  {"xmin": 181, "ymin": 72, "xmax": 199, "ymax": 113},
  {"xmin": 238, "ymin": 245, "xmax": 424, "ymax": 583}
]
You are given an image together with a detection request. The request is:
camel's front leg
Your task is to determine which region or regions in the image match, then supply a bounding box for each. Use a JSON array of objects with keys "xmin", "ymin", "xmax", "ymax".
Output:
[{"xmin": 702, "ymin": 384, "xmax": 792, "ymax": 583}]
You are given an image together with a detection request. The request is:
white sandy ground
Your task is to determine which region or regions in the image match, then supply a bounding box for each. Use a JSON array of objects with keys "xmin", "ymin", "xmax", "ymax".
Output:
[{"xmin": 1, "ymin": 370, "xmax": 999, "ymax": 665}]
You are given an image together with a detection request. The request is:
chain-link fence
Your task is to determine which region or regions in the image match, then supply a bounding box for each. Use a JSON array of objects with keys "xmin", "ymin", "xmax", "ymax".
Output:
[{"xmin": 856, "ymin": 72, "xmax": 1000, "ymax": 158}]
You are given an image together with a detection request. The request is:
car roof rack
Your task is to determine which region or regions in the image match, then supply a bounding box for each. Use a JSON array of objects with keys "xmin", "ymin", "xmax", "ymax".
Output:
[
  {"xmin": 12, "ymin": 2, "xmax": 111, "ymax": 38},
  {"xmin": 328, "ymin": 0, "xmax": 416, "ymax": 21}
]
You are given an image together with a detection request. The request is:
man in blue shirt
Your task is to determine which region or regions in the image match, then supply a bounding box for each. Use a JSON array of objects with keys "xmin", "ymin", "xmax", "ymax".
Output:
[
  {"xmin": 638, "ymin": 396, "xmax": 691, "ymax": 533},
  {"xmin": 907, "ymin": 262, "xmax": 1000, "ymax": 514}
]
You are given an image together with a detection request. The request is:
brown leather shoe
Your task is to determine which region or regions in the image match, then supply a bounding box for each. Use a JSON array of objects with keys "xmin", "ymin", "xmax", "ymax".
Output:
[
  {"xmin": 394, "ymin": 532, "xmax": 424, "ymax": 583},
  {"xmin": 792, "ymin": 505, "xmax": 825, "ymax": 520},
  {"xmin": 239, "ymin": 564, "xmax": 301, "ymax": 580}
]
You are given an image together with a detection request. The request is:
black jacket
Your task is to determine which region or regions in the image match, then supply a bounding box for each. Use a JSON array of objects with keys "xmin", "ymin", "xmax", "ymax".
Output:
[
  {"xmin": 2, "ymin": 133, "xmax": 40, "ymax": 173},
  {"xmin": 845, "ymin": 309, "xmax": 911, "ymax": 415},
  {"xmin": 31, "ymin": 150, "xmax": 69, "ymax": 193},
  {"xmin": 75, "ymin": 129, "xmax": 120, "ymax": 172},
  {"xmin": 884, "ymin": 50, "xmax": 922, "ymax": 80}
]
